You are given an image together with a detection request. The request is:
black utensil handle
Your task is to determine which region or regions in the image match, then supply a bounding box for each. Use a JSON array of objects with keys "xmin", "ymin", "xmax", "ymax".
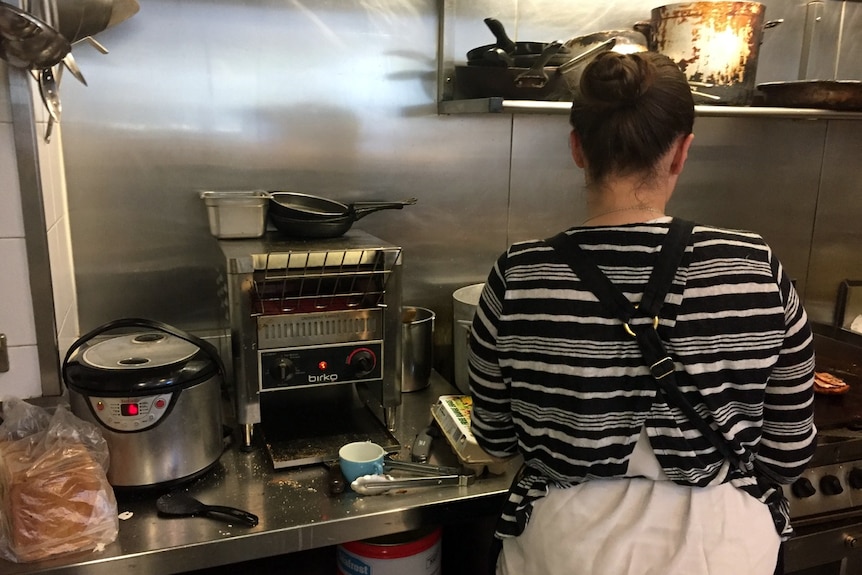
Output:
[
  {"xmin": 329, "ymin": 463, "xmax": 346, "ymax": 496},
  {"xmin": 202, "ymin": 505, "xmax": 259, "ymax": 527},
  {"xmin": 352, "ymin": 200, "xmax": 416, "ymax": 220},
  {"xmin": 483, "ymin": 17, "xmax": 517, "ymax": 52}
]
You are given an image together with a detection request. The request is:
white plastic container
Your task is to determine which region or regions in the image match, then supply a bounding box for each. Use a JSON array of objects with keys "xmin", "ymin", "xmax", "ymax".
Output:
[
  {"xmin": 337, "ymin": 527, "xmax": 441, "ymax": 575},
  {"xmin": 452, "ymin": 283, "xmax": 484, "ymax": 394},
  {"xmin": 200, "ymin": 190, "xmax": 270, "ymax": 239}
]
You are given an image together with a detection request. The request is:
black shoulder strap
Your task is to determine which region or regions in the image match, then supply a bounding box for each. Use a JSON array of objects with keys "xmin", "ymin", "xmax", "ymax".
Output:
[
  {"xmin": 546, "ymin": 218, "xmax": 693, "ymax": 321},
  {"xmin": 544, "ymin": 219, "xmax": 754, "ymax": 473}
]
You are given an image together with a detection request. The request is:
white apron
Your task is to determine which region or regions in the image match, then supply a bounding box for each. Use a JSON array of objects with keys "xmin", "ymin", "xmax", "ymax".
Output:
[{"xmin": 498, "ymin": 428, "xmax": 780, "ymax": 575}]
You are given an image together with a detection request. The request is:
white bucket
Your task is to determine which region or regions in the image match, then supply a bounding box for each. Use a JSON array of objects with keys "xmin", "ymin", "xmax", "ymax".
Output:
[
  {"xmin": 337, "ymin": 526, "xmax": 442, "ymax": 575},
  {"xmin": 452, "ymin": 283, "xmax": 484, "ymax": 395}
]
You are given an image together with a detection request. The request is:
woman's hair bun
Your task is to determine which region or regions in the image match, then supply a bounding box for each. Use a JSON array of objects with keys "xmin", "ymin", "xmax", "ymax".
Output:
[{"xmin": 580, "ymin": 51, "xmax": 654, "ymax": 108}]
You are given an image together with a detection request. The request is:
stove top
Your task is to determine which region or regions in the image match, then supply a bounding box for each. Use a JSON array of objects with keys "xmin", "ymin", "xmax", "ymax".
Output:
[{"xmin": 787, "ymin": 324, "xmax": 862, "ymax": 523}]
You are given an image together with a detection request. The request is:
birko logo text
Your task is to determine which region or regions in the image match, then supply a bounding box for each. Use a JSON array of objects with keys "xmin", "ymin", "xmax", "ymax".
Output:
[{"xmin": 309, "ymin": 373, "xmax": 338, "ymax": 383}]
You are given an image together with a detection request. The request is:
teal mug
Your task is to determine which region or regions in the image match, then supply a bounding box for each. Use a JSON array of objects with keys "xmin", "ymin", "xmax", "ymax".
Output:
[{"xmin": 338, "ymin": 441, "xmax": 386, "ymax": 484}]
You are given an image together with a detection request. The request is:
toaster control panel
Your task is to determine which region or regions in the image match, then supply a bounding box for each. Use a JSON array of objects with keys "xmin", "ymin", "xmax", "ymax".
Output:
[
  {"xmin": 259, "ymin": 341, "xmax": 383, "ymax": 391},
  {"xmin": 87, "ymin": 394, "xmax": 174, "ymax": 432}
]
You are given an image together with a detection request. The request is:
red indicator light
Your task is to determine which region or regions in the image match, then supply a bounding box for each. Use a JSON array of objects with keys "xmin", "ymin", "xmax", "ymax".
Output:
[
  {"xmin": 318, "ymin": 361, "xmax": 328, "ymax": 371},
  {"xmin": 121, "ymin": 403, "xmax": 139, "ymax": 416}
]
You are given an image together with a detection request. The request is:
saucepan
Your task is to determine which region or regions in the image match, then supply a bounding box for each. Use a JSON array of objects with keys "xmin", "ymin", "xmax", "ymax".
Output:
[
  {"xmin": 633, "ymin": 1, "xmax": 783, "ymax": 105},
  {"xmin": 269, "ymin": 192, "xmax": 417, "ymax": 238}
]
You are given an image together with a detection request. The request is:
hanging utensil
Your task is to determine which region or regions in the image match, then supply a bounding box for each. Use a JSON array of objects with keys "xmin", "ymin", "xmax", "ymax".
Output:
[
  {"xmin": 62, "ymin": 51, "xmax": 86, "ymax": 85},
  {"xmin": 0, "ymin": 2, "xmax": 70, "ymax": 69},
  {"xmin": 37, "ymin": 66, "xmax": 60, "ymax": 142},
  {"xmin": 156, "ymin": 492, "xmax": 259, "ymax": 527}
]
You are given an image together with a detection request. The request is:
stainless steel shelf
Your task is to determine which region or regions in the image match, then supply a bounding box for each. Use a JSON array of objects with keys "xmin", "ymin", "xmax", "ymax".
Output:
[{"xmin": 438, "ymin": 98, "xmax": 862, "ymax": 120}]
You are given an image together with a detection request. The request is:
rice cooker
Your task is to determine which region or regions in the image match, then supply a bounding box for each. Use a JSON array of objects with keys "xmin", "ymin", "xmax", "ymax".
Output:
[{"xmin": 63, "ymin": 318, "xmax": 225, "ymax": 488}]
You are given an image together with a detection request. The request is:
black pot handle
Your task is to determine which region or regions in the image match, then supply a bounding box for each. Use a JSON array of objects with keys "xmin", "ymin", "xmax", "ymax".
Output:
[{"xmin": 62, "ymin": 318, "xmax": 226, "ymax": 390}]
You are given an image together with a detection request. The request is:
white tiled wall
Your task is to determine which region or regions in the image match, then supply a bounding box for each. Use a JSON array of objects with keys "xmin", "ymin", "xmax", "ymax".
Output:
[{"xmin": 0, "ymin": 61, "xmax": 79, "ymax": 399}]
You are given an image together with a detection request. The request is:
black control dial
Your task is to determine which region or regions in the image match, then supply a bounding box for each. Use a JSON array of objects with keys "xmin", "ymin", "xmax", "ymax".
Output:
[
  {"xmin": 348, "ymin": 348, "xmax": 377, "ymax": 378},
  {"xmin": 820, "ymin": 474, "xmax": 845, "ymax": 496},
  {"xmin": 849, "ymin": 468, "xmax": 862, "ymax": 490},
  {"xmin": 268, "ymin": 355, "xmax": 296, "ymax": 383},
  {"xmin": 791, "ymin": 477, "xmax": 817, "ymax": 499}
]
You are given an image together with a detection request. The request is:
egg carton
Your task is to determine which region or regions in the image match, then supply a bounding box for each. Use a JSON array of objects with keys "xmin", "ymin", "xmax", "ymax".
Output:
[{"xmin": 430, "ymin": 395, "xmax": 511, "ymax": 476}]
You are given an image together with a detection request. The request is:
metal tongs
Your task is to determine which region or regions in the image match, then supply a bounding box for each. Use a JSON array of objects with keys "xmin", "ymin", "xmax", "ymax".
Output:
[{"xmin": 350, "ymin": 457, "xmax": 476, "ymax": 495}]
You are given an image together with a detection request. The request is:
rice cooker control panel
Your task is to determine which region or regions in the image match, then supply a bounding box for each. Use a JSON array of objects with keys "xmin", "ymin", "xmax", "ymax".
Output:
[{"xmin": 86, "ymin": 394, "xmax": 174, "ymax": 432}]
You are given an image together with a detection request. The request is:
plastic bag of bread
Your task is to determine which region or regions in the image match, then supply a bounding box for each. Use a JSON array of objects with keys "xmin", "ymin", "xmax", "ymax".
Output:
[{"xmin": 0, "ymin": 397, "xmax": 118, "ymax": 563}]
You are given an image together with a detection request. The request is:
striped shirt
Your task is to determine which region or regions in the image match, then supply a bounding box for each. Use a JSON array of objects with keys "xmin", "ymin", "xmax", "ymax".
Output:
[{"xmin": 468, "ymin": 218, "xmax": 817, "ymax": 539}]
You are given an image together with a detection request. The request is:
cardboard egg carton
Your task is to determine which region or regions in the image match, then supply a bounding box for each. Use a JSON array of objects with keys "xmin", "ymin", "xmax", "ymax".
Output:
[{"xmin": 431, "ymin": 395, "xmax": 512, "ymax": 476}]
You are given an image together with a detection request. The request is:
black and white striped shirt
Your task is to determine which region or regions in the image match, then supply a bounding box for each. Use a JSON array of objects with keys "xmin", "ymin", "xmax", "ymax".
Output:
[{"xmin": 468, "ymin": 219, "xmax": 816, "ymax": 538}]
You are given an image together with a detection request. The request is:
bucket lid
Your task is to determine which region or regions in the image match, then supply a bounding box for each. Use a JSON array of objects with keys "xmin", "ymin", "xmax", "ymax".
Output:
[
  {"xmin": 453, "ymin": 283, "xmax": 484, "ymax": 306},
  {"xmin": 340, "ymin": 526, "xmax": 441, "ymax": 559}
]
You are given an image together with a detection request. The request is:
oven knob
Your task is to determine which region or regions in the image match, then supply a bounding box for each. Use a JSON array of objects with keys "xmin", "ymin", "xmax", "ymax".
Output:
[
  {"xmin": 348, "ymin": 349, "xmax": 376, "ymax": 377},
  {"xmin": 791, "ymin": 477, "xmax": 817, "ymax": 499},
  {"xmin": 849, "ymin": 468, "xmax": 862, "ymax": 490},
  {"xmin": 269, "ymin": 356, "xmax": 296, "ymax": 383},
  {"xmin": 820, "ymin": 474, "xmax": 845, "ymax": 496}
]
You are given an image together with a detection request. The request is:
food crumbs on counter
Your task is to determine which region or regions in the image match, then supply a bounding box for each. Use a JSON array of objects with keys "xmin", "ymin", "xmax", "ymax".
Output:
[
  {"xmin": 118, "ymin": 511, "xmax": 134, "ymax": 520},
  {"xmin": 94, "ymin": 543, "xmax": 106, "ymax": 552}
]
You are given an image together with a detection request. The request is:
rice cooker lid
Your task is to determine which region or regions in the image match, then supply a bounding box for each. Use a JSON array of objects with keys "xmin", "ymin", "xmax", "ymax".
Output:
[{"xmin": 66, "ymin": 332, "xmax": 216, "ymax": 395}]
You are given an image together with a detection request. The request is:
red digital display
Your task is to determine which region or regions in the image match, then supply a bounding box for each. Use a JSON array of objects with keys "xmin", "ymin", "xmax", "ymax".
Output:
[{"xmin": 120, "ymin": 403, "xmax": 140, "ymax": 416}]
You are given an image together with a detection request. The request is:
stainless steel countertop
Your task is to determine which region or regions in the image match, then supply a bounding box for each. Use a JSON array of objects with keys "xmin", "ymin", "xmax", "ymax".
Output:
[{"xmin": 0, "ymin": 374, "xmax": 517, "ymax": 575}]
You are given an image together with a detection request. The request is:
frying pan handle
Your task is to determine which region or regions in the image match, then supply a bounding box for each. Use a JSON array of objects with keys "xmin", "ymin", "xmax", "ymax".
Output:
[
  {"xmin": 556, "ymin": 38, "xmax": 616, "ymax": 74},
  {"xmin": 352, "ymin": 198, "xmax": 418, "ymax": 220},
  {"xmin": 483, "ymin": 17, "xmax": 517, "ymax": 53}
]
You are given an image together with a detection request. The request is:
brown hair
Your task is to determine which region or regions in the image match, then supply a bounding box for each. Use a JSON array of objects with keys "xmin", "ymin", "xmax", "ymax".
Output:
[{"xmin": 569, "ymin": 51, "xmax": 694, "ymax": 183}]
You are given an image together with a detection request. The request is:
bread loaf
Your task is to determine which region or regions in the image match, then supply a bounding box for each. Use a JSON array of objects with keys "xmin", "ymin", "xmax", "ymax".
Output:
[{"xmin": 1, "ymin": 440, "xmax": 118, "ymax": 562}]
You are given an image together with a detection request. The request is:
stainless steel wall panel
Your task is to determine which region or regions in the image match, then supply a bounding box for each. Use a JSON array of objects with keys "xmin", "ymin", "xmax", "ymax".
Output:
[
  {"xmin": 43, "ymin": 0, "xmax": 862, "ymax": 394},
  {"xmin": 669, "ymin": 116, "xmax": 826, "ymax": 297},
  {"xmin": 806, "ymin": 121, "xmax": 862, "ymax": 324},
  {"xmin": 508, "ymin": 113, "xmax": 585, "ymax": 243}
]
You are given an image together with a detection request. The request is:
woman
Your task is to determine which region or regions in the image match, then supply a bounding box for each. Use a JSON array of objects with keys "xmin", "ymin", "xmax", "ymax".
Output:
[{"xmin": 468, "ymin": 51, "xmax": 816, "ymax": 575}]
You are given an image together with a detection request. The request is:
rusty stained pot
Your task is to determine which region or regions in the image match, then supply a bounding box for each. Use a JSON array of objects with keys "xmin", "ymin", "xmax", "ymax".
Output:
[{"xmin": 636, "ymin": 2, "xmax": 780, "ymax": 105}]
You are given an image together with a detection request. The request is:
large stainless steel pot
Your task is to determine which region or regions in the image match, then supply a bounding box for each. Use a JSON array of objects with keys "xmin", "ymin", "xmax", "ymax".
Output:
[
  {"xmin": 635, "ymin": 2, "xmax": 782, "ymax": 105},
  {"xmin": 63, "ymin": 318, "xmax": 225, "ymax": 489}
]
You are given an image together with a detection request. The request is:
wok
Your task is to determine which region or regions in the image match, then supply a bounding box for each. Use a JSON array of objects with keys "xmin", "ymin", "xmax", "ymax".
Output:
[
  {"xmin": 756, "ymin": 80, "xmax": 862, "ymax": 112},
  {"xmin": 269, "ymin": 192, "xmax": 417, "ymax": 238}
]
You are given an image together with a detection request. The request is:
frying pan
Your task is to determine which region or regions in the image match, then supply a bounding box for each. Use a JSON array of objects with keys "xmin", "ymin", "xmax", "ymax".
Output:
[
  {"xmin": 466, "ymin": 17, "xmax": 573, "ymax": 67},
  {"xmin": 756, "ymin": 80, "xmax": 862, "ymax": 112},
  {"xmin": 269, "ymin": 192, "xmax": 417, "ymax": 238}
]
